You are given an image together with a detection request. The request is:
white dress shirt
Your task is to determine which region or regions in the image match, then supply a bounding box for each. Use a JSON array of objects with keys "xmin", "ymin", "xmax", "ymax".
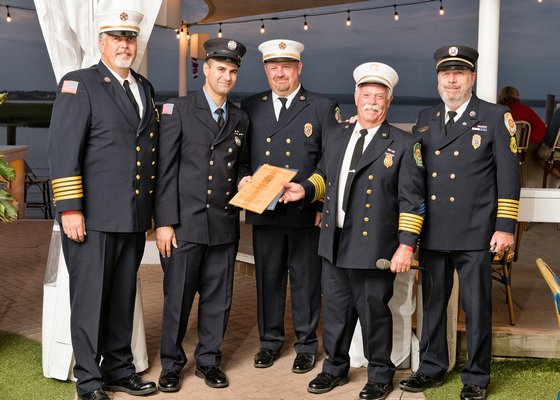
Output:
[
  {"xmin": 102, "ymin": 61, "xmax": 144, "ymax": 118},
  {"xmin": 272, "ymin": 84, "xmax": 301, "ymax": 121}
]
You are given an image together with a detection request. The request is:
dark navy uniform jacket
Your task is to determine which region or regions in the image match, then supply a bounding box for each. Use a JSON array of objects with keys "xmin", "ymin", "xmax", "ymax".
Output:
[
  {"xmin": 302, "ymin": 122, "xmax": 426, "ymax": 269},
  {"xmin": 48, "ymin": 61, "xmax": 158, "ymax": 233},
  {"xmin": 154, "ymin": 89, "xmax": 250, "ymax": 246},
  {"xmin": 240, "ymin": 86, "xmax": 338, "ymax": 228},
  {"xmin": 413, "ymin": 94, "xmax": 520, "ymax": 251}
]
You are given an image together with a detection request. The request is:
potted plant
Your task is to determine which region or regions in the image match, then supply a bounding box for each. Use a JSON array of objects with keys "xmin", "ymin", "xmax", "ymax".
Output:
[{"xmin": 0, "ymin": 92, "xmax": 18, "ymax": 222}]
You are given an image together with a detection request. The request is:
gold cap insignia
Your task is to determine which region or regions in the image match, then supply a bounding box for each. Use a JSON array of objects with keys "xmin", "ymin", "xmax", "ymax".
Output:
[
  {"xmin": 472, "ymin": 133, "xmax": 481, "ymax": 149},
  {"xmin": 304, "ymin": 123, "xmax": 313, "ymax": 137},
  {"xmin": 369, "ymin": 63, "xmax": 379, "ymax": 71},
  {"xmin": 279, "ymin": 42, "xmax": 287, "ymax": 50},
  {"xmin": 120, "ymin": 12, "xmax": 128, "ymax": 21}
]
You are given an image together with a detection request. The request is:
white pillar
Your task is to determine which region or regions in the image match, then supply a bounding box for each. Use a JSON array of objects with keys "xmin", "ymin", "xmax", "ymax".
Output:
[
  {"xmin": 476, "ymin": 0, "xmax": 501, "ymax": 103},
  {"xmin": 139, "ymin": 48, "xmax": 149, "ymax": 77},
  {"xmin": 179, "ymin": 34, "xmax": 188, "ymax": 96}
]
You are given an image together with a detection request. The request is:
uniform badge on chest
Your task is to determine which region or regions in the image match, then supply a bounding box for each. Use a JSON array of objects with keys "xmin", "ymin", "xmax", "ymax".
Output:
[
  {"xmin": 472, "ymin": 133, "xmax": 481, "ymax": 149},
  {"xmin": 304, "ymin": 123, "xmax": 313, "ymax": 137},
  {"xmin": 383, "ymin": 152, "xmax": 394, "ymax": 168}
]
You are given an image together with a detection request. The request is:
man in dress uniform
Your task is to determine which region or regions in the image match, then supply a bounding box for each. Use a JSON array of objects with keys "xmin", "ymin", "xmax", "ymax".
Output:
[
  {"xmin": 238, "ymin": 39, "xmax": 340, "ymax": 374},
  {"xmin": 399, "ymin": 46, "xmax": 520, "ymax": 400},
  {"xmin": 48, "ymin": 9, "xmax": 158, "ymax": 400},
  {"xmin": 154, "ymin": 38, "xmax": 249, "ymax": 392},
  {"xmin": 280, "ymin": 62, "xmax": 426, "ymax": 400}
]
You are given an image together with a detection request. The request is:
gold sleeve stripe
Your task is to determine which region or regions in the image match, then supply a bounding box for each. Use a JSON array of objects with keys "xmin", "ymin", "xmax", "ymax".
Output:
[
  {"xmin": 53, "ymin": 184, "xmax": 82, "ymax": 194},
  {"xmin": 308, "ymin": 173, "xmax": 325, "ymax": 203},
  {"xmin": 52, "ymin": 175, "xmax": 82, "ymax": 185},
  {"xmin": 52, "ymin": 180, "xmax": 82, "ymax": 189},
  {"xmin": 497, "ymin": 199, "xmax": 519, "ymax": 220},
  {"xmin": 399, "ymin": 212, "xmax": 424, "ymax": 235},
  {"xmin": 54, "ymin": 191, "xmax": 84, "ymax": 202}
]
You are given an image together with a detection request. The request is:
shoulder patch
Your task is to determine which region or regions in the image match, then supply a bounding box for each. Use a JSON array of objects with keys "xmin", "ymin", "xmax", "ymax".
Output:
[
  {"xmin": 61, "ymin": 80, "xmax": 79, "ymax": 94},
  {"xmin": 162, "ymin": 103, "xmax": 174, "ymax": 115},
  {"xmin": 504, "ymin": 112, "xmax": 516, "ymax": 136},
  {"xmin": 413, "ymin": 142, "xmax": 423, "ymax": 167}
]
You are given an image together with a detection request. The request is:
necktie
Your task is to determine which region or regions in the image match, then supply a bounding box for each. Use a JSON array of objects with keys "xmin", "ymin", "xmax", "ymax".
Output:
[
  {"xmin": 445, "ymin": 110, "xmax": 457, "ymax": 135},
  {"xmin": 278, "ymin": 97, "xmax": 288, "ymax": 120},
  {"xmin": 215, "ymin": 108, "xmax": 225, "ymax": 129},
  {"xmin": 123, "ymin": 79, "xmax": 139, "ymax": 115},
  {"xmin": 342, "ymin": 129, "xmax": 369, "ymax": 212}
]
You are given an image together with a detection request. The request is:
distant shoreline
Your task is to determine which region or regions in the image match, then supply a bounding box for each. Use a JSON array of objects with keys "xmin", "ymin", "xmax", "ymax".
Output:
[{"xmin": 1, "ymin": 90, "xmax": 549, "ymax": 108}]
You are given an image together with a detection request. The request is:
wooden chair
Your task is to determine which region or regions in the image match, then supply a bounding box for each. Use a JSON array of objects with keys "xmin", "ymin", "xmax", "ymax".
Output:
[
  {"xmin": 24, "ymin": 162, "xmax": 53, "ymax": 219},
  {"xmin": 514, "ymin": 120, "xmax": 531, "ymax": 186},
  {"xmin": 542, "ymin": 127, "xmax": 560, "ymax": 188},
  {"xmin": 535, "ymin": 258, "xmax": 560, "ymax": 328}
]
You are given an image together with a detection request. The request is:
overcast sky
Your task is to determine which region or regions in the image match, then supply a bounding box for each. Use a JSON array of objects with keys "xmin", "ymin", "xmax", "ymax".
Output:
[{"xmin": 1, "ymin": 0, "xmax": 559, "ymax": 101}]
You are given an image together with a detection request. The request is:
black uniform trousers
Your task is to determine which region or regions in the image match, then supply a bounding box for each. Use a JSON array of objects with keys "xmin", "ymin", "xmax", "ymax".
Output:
[
  {"xmin": 418, "ymin": 248, "xmax": 492, "ymax": 388},
  {"xmin": 321, "ymin": 259, "xmax": 396, "ymax": 384},
  {"xmin": 61, "ymin": 230, "xmax": 145, "ymax": 395},
  {"xmin": 252, "ymin": 225, "xmax": 321, "ymax": 354},
  {"xmin": 160, "ymin": 240, "xmax": 237, "ymax": 371}
]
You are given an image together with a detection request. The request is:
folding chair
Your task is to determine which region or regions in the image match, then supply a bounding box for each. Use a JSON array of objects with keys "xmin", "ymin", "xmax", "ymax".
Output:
[
  {"xmin": 535, "ymin": 258, "xmax": 560, "ymax": 328},
  {"xmin": 514, "ymin": 120, "xmax": 531, "ymax": 187}
]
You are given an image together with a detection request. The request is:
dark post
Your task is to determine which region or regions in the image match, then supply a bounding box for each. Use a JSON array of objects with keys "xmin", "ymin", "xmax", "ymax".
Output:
[
  {"xmin": 545, "ymin": 94, "xmax": 556, "ymax": 126},
  {"xmin": 6, "ymin": 125, "xmax": 16, "ymax": 145}
]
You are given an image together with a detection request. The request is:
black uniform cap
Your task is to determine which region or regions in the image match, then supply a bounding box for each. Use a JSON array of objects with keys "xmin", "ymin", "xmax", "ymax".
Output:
[
  {"xmin": 433, "ymin": 45, "xmax": 479, "ymax": 72},
  {"xmin": 204, "ymin": 38, "xmax": 247, "ymax": 67}
]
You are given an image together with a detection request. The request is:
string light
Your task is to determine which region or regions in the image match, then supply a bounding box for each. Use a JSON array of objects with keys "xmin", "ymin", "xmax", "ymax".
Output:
[
  {"xmin": 6, "ymin": 5, "xmax": 11, "ymax": 22},
  {"xmin": 218, "ymin": 22, "xmax": 223, "ymax": 38},
  {"xmin": 260, "ymin": 19, "xmax": 265, "ymax": 34},
  {"xmin": 176, "ymin": 28, "xmax": 180, "ymax": 39},
  {"xmin": 303, "ymin": 15, "xmax": 308, "ymax": 30},
  {"xmin": 537, "ymin": 0, "xmax": 543, "ymax": 3},
  {"xmin": 186, "ymin": 25, "xmax": 190, "ymax": 40},
  {"xmin": 439, "ymin": 0, "xmax": 445, "ymax": 15},
  {"xmin": 346, "ymin": 10, "xmax": 351, "ymax": 27},
  {"xmin": 393, "ymin": 5, "xmax": 399, "ymax": 21}
]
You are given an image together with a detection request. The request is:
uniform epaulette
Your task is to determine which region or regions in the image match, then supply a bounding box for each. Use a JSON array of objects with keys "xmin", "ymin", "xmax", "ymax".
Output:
[
  {"xmin": 398, "ymin": 212, "xmax": 424, "ymax": 235},
  {"xmin": 497, "ymin": 198, "xmax": 519, "ymax": 220},
  {"xmin": 52, "ymin": 176, "xmax": 84, "ymax": 203},
  {"xmin": 307, "ymin": 173, "xmax": 325, "ymax": 202}
]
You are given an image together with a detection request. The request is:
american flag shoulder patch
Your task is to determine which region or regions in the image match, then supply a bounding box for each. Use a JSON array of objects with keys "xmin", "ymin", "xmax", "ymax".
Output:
[
  {"xmin": 162, "ymin": 103, "xmax": 174, "ymax": 115},
  {"xmin": 61, "ymin": 80, "xmax": 79, "ymax": 94}
]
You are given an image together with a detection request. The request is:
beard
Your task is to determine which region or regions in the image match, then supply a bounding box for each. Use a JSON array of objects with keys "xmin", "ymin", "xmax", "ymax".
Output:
[
  {"xmin": 114, "ymin": 54, "xmax": 134, "ymax": 69},
  {"xmin": 438, "ymin": 84, "xmax": 472, "ymax": 108}
]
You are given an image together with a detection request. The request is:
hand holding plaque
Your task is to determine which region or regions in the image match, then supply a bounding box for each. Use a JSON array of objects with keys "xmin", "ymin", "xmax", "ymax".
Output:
[{"xmin": 229, "ymin": 164, "xmax": 297, "ymax": 214}]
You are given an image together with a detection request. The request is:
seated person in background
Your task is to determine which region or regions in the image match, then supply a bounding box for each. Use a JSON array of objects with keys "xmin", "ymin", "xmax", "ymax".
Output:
[{"xmin": 497, "ymin": 86, "xmax": 546, "ymax": 143}]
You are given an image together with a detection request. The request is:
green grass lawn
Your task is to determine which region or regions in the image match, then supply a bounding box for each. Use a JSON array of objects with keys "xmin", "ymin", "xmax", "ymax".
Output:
[
  {"xmin": 0, "ymin": 331, "xmax": 75, "ymax": 400},
  {"xmin": 425, "ymin": 358, "xmax": 560, "ymax": 400}
]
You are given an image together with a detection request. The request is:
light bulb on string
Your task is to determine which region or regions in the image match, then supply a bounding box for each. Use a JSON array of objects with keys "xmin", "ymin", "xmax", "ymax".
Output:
[
  {"xmin": 303, "ymin": 15, "xmax": 308, "ymax": 31},
  {"xmin": 393, "ymin": 5, "xmax": 399, "ymax": 21},
  {"xmin": 186, "ymin": 26, "xmax": 190, "ymax": 40},
  {"xmin": 6, "ymin": 6, "xmax": 12, "ymax": 23},
  {"xmin": 346, "ymin": 11, "xmax": 351, "ymax": 27},
  {"xmin": 439, "ymin": 0, "xmax": 445, "ymax": 15},
  {"xmin": 260, "ymin": 19, "xmax": 265, "ymax": 34},
  {"xmin": 218, "ymin": 22, "xmax": 223, "ymax": 38},
  {"xmin": 176, "ymin": 29, "xmax": 180, "ymax": 39}
]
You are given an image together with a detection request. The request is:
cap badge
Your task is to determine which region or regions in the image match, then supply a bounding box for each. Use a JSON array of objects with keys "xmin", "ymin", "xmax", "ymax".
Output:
[
  {"xmin": 449, "ymin": 46, "xmax": 458, "ymax": 56},
  {"xmin": 472, "ymin": 133, "xmax": 481, "ymax": 149},
  {"xmin": 304, "ymin": 123, "xmax": 313, "ymax": 137},
  {"xmin": 369, "ymin": 64, "xmax": 379, "ymax": 72},
  {"xmin": 278, "ymin": 42, "xmax": 287, "ymax": 50},
  {"xmin": 228, "ymin": 40, "xmax": 237, "ymax": 50},
  {"xmin": 120, "ymin": 12, "xmax": 128, "ymax": 21}
]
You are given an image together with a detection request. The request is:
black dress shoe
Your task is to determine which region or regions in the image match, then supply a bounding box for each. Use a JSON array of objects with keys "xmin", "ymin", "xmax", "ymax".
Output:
[
  {"xmin": 103, "ymin": 372, "xmax": 157, "ymax": 395},
  {"xmin": 195, "ymin": 365, "xmax": 229, "ymax": 388},
  {"xmin": 158, "ymin": 369, "xmax": 180, "ymax": 392},
  {"xmin": 77, "ymin": 389, "xmax": 110, "ymax": 400},
  {"xmin": 307, "ymin": 372, "xmax": 349, "ymax": 394},
  {"xmin": 460, "ymin": 384, "xmax": 487, "ymax": 400},
  {"xmin": 359, "ymin": 382, "xmax": 393, "ymax": 400},
  {"xmin": 254, "ymin": 348, "xmax": 280, "ymax": 368},
  {"xmin": 292, "ymin": 352, "xmax": 316, "ymax": 374},
  {"xmin": 399, "ymin": 371, "xmax": 444, "ymax": 392}
]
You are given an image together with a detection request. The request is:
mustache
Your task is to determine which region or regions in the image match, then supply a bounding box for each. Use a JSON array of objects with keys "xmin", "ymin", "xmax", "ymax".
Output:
[{"xmin": 362, "ymin": 104, "xmax": 380, "ymax": 112}]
